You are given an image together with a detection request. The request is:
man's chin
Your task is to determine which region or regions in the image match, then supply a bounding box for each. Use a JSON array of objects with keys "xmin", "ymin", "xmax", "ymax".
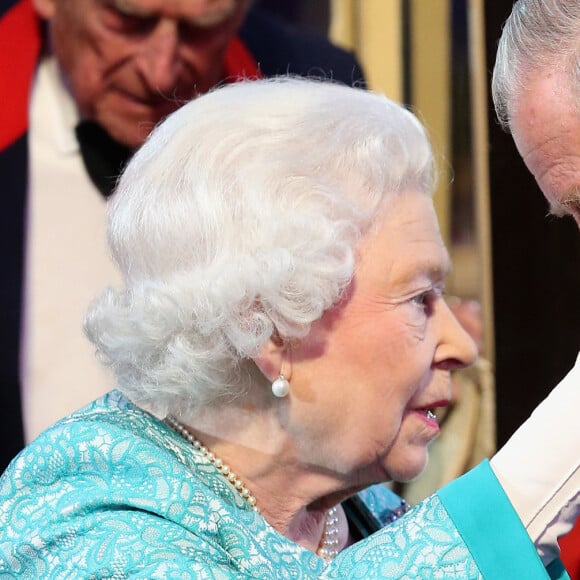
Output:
[
  {"xmin": 96, "ymin": 105, "xmax": 177, "ymax": 150},
  {"xmin": 100, "ymin": 120, "xmax": 153, "ymax": 152}
]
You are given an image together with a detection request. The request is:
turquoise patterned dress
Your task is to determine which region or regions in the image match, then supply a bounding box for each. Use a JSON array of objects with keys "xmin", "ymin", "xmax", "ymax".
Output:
[{"xmin": 0, "ymin": 391, "xmax": 568, "ymax": 578}]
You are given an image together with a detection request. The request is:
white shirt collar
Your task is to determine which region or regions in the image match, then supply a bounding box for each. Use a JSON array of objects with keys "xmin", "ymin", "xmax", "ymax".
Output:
[{"xmin": 34, "ymin": 56, "xmax": 81, "ymax": 156}]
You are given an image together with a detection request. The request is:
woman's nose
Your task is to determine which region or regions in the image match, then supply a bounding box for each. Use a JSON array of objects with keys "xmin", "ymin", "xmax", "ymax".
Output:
[{"xmin": 434, "ymin": 299, "xmax": 479, "ymax": 370}]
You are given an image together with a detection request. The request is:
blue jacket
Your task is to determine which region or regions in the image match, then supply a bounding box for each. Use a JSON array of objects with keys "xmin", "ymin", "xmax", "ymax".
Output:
[{"xmin": 0, "ymin": 391, "xmax": 565, "ymax": 578}]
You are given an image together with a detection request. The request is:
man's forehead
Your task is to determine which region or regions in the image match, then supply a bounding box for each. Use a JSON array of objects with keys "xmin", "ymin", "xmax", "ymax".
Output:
[
  {"xmin": 105, "ymin": 0, "xmax": 247, "ymax": 25},
  {"xmin": 510, "ymin": 69, "xmax": 580, "ymax": 213}
]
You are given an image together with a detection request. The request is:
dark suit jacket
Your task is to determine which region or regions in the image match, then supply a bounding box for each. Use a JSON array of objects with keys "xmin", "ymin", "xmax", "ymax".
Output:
[{"xmin": 0, "ymin": 0, "xmax": 365, "ymax": 472}]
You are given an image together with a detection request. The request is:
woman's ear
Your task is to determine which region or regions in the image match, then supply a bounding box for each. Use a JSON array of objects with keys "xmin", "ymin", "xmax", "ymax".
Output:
[
  {"xmin": 33, "ymin": 0, "xmax": 57, "ymax": 20},
  {"xmin": 253, "ymin": 334, "xmax": 286, "ymax": 383}
]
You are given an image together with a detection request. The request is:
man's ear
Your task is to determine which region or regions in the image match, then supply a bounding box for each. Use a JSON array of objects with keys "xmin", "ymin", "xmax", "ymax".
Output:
[
  {"xmin": 253, "ymin": 335, "xmax": 286, "ymax": 383},
  {"xmin": 33, "ymin": 0, "xmax": 57, "ymax": 20}
]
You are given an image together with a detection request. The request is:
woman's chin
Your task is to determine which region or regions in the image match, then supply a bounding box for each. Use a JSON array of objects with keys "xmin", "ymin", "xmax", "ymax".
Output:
[{"xmin": 385, "ymin": 453, "xmax": 428, "ymax": 483}]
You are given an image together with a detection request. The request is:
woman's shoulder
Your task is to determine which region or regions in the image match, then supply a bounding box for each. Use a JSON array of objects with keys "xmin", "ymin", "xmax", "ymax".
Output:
[
  {"xmin": 4, "ymin": 390, "xmax": 178, "ymax": 478},
  {"xmin": 0, "ymin": 391, "xmax": 325, "ymax": 578},
  {"xmin": 0, "ymin": 390, "xmax": 215, "ymax": 512}
]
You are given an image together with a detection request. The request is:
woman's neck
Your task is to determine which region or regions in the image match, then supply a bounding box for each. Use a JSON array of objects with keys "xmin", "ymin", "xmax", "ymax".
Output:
[{"xmin": 171, "ymin": 406, "xmax": 351, "ymax": 555}]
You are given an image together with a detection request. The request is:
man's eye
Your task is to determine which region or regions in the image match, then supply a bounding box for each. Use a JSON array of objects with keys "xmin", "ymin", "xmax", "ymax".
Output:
[
  {"xmin": 178, "ymin": 20, "xmax": 232, "ymax": 46},
  {"xmin": 102, "ymin": 6, "xmax": 157, "ymax": 33}
]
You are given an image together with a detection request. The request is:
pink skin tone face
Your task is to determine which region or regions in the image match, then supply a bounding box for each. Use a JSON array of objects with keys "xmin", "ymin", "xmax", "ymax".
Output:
[
  {"xmin": 510, "ymin": 69, "xmax": 580, "ymax": 228},
  {"xmin": 34, "ymin": 0, "xmax": 251, "ymax": 148},
  {"xmin": 285, "ymin": 192, "xmax": 477, "ymax": 489}
]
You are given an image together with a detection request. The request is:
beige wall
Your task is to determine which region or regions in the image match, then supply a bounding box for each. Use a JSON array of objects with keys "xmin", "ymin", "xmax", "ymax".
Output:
[
  {"xmin": 330, "ymin": 0, "xmax": 452, "ymax": 245},
  {"xmin": 329, "ymin": 0, "xmax": 404, "ymax": 102}
]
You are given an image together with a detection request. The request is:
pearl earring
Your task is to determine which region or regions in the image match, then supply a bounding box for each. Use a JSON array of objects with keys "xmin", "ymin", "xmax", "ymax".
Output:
[{"xmin": 271, "ymin": 374, "xmax": 290, "ymax": 398}]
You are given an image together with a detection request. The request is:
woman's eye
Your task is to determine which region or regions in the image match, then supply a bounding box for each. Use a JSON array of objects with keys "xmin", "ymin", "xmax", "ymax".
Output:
[
  {"xmin": 410, "ymin": 284, "xmax": 444, "ymax": 314},
  {"xmin": 411, "ymin": 292, "xmax": 429, "ymax": 309}
]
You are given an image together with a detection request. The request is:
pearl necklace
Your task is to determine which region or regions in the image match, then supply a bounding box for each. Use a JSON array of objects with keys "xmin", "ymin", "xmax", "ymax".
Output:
[
  {"xmin": 317, "ymin": 506, "xmax": 340, "ymax": 561},
  {"xmin": 166, "ymin": 416, "xmax": 340, "ymax": 561},
  {"xmin": 166, "ymin": 416, "xmax": 260, "ymax": 511}
]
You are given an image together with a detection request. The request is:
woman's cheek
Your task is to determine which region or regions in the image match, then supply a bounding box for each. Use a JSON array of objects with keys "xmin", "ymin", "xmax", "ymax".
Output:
[{"xmin": 403, "ymin": 311, "xmax": 428, "ymax": 341}]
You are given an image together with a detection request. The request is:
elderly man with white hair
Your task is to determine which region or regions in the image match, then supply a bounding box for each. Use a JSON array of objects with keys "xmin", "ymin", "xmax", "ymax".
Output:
[{"xmin": 492, "ymin": 0, "xmax": 580, "ymax": 574}]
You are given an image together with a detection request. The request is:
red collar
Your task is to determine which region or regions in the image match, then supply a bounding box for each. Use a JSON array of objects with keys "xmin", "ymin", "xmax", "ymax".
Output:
[
  {"xmin": 224, "ymin": 36, "xmax": 263, "ymax": 81},
  {"xmin": 0, "ymin": 0, "xmax": 41, "ymax": 150}
]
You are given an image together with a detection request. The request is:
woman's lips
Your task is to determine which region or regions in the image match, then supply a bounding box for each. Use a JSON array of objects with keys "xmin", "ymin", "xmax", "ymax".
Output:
[
  {"xmin": 415, "ymin": 400, "xmax": 450, "ymax": 414},
  {"xmin": 412, "ymin": 400, "xmax": 450, "ymax": 431},
  {"xmin": 415, "ymin": 408, "xmax": 439, "ymax": 429}
]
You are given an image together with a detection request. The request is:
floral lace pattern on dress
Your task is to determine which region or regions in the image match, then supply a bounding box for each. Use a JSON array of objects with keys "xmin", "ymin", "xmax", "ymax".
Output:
[{"xmin": 0, "ymin": 391, "xmax": 485, "ymax": 578}]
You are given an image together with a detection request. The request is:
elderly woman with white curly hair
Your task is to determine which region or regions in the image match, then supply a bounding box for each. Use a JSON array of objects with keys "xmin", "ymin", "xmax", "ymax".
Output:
[{"xmin": 0, "ymin": 78, "xmax": 578, "ymax": 578}]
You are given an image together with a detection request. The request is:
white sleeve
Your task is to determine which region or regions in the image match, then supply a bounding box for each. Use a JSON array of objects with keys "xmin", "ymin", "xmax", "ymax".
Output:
[{"xmin": 490, "ymin": 352, "xmax": 580, "ymax": 566}]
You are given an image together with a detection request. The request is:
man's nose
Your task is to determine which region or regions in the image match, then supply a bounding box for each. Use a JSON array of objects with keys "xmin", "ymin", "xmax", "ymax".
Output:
[{"xmin": 137, "ymin": 21, "xmax": 182, "ymax": 93}]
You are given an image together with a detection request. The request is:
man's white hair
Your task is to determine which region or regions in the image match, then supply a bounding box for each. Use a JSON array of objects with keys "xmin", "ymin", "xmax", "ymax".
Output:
[
  {"xmin": 492, "ymin": 0, "xmax": 580, "ymax": 128},
  {"xmin": 84, "ymin": 77, "xmax": 436, "ymax": 417}
]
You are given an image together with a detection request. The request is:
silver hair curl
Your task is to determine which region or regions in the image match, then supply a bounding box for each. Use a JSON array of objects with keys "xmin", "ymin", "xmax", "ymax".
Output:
[
  {"xmin": 84, "ymin": 77, "xmax": 436, "ymax": 417},
  {"xmin": 492, "ymin": 0, "xmax": 580, "ymax": 129}
]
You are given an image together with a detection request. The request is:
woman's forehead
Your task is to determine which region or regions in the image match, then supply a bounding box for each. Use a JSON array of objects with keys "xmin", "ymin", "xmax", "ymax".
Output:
[{"xmin": 356, "ymin": 193, "xmax": 449, "ymax": 286}]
